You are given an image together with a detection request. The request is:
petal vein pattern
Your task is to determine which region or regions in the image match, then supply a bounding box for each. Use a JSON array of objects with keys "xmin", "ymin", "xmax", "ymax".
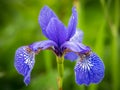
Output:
[
  {"xmin": 14, "ymin": 46, "xmax": 35, "ymax": 85},
  {"xmin": 74, "ymin": 53, "xmax": 104, "ymax": 86}
]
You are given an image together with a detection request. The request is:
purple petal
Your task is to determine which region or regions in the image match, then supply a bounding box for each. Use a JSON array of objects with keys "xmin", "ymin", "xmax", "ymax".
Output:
[
  {"xmin": 61, "ymin": 41, "xmax": 90, "ymax": 53},
  {"xmin": 74, "ymin": 52, "xmax": 105, "ymax": 86},
  {"xmin": 77, "ymin": 43, "xmax": 91, "ymax": 54},
  {"xmin": 67, "ymin": 7, "xmax": 77, "ymax": 40},
  {"xmin": 65, "ymin": 52, "xmax": 78, "ymax": 61},
  {"xmin": 14, "ymin": 46, "xmax": 35, "ymax": 85},
  {"xmin": 70, "ymin": 29, "xmax": 83, "ymax": 43},
  {"xmin": 29, "ymin": 40, "xmax": 58, "ymax": 52},
  {"xmin": 46, "ymin": 18, "xmax": 67, "ymax": 46},
  {"xmin": 39, "ymin": 6, "xmax": 58, "ymax": 38}
]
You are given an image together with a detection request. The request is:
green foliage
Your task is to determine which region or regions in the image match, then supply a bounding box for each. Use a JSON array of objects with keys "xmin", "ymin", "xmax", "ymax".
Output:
[{"xmin": 0, "ymin": 0, "xmax": 119, "ymax": 90}]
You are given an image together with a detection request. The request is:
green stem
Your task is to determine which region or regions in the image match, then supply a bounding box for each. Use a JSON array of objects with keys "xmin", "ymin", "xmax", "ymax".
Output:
[{"xmin": 56, "ymin": 56, "xmax": 64, "ymax": 90}]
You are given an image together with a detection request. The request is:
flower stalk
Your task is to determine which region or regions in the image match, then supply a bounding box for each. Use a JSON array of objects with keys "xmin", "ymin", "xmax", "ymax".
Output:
[{"xmin": 56, "ymin": 56, "xmax": 64, "ymax": 90}]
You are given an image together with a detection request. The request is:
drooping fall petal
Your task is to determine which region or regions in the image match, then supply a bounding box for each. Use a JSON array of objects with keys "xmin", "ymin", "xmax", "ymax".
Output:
[
  {"xmin": 14, "ymin": 46, "xmax": 35, "ymax": 85},
  {"xmin": 74, "ymin": 53, "xmax": 104, "ymax": 86}
]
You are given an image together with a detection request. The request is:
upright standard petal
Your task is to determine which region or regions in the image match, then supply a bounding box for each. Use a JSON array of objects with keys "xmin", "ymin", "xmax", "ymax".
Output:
[
  {"xmin": 14, "ymin": 46, "xmax": 35, "ymax": 85},
  {"xmin": 46, "ymin": 18, "xmax": 67, "ymax": 46},
  {"xmin": 29, "ymin": 40, "xmax": 58, "ymax": 52},
  {"xmin": 74, "ymin": 52, "xmax": 104, "ymax": 86},
  {"xmin": 70, "ymin": 29, "xmax": 83, "ymax": 43},
  {"xmin": 39, "ymin": 6, "xmax": 58, "ymax": 37},
  {"xmin": 67, "ymin": 7, "xmax": 77, "ymax": 40}
]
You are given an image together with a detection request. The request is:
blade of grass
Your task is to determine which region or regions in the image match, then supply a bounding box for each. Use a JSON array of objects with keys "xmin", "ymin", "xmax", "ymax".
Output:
[
  {"xmin": 111, "ymin": 0, "xmax": 119, "ymax": 89},
  {"xmin": 100, "ymin": 0, "xmax": 119, "ymax": 89}
]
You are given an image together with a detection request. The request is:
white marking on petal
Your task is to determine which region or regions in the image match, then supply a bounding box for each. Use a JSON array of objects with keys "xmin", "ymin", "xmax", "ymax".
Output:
[
  {"xmin": 76, "ymin": 56, "xmax": 93, "ymax": 71},
  {"xmin": 24, "ymin": 52, "xmax": 35, "ymax": 68},
  {"xmin": 20, "ymin": 53, "xmax": 23, "ymax": 56},
  {"xmin": 81, "ymin": 60, "xmax": 93, "ymax": 71},
  {"xmin": 72, "ymin": 16, "xmax": 74, "ymax": 19},
  {"xmin": 19, "ymin": 47, "xmax": 35, "ymax": 69}
]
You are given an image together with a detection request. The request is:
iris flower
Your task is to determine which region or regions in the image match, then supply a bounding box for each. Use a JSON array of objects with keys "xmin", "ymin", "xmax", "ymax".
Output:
[{"xmin": 14, "ymin": 6, "xmax": 104, "ymax": 86}]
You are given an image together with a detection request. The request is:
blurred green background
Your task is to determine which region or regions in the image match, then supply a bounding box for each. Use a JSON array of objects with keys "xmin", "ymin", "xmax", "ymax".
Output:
[{"xmin": 0, "ymin": 0, "xmax": 119, "ymax": 90}]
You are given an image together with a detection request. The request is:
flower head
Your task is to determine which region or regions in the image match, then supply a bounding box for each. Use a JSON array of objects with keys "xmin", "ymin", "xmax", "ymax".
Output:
[{"xmin": 14, "ymin": 6, "xmax": 104, "ymax": 86}]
